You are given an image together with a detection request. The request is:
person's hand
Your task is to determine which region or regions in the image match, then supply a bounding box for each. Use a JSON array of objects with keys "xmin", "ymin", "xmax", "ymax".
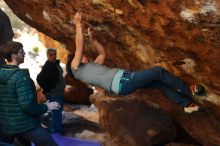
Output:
[
  {"xmin": 88, "ymin": 26, "xmax": 94, "ymax": 41},
  {"xmin": 45, "ymin": 101, "xmax": 61, "ymax": 110},
  {"xmin": 74, "ymin": 12, "xmax": 82, "ymax": 27}
]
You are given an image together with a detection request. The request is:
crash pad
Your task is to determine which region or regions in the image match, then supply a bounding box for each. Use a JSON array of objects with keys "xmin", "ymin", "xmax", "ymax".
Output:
[{"xmin": 31, "ymin": 133, "xmax": 101, "ymax": 146}]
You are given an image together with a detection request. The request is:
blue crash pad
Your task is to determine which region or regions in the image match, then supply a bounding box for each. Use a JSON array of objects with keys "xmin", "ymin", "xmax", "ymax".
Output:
[{"xmin": 32, "ymin": 133, "xmax": 101, "ymax": 146}]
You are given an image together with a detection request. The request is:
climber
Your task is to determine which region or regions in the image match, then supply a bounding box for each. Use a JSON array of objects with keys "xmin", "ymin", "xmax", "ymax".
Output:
[{"xmin": 66, "ymin": 12, "xmax": 205, "ymax": 114}]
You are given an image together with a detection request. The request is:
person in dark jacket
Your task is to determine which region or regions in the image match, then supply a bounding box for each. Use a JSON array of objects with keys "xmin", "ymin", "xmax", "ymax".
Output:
[
  {"xmin": 0, "ymin": 41, "xmax": 59, "ymax": 146},
  {"xmin": 37, "ymin": 48, "xmax": 65, "ymax": 133},
  {"xmin": 0, "ymin": 8, "xmax": 14, "ymax": 65}
]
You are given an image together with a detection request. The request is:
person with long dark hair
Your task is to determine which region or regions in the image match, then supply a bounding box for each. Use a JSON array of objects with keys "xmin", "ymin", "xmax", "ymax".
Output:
[{"xmin": 0, "ymin": 8, "xmax": 14, "ymax": 65}]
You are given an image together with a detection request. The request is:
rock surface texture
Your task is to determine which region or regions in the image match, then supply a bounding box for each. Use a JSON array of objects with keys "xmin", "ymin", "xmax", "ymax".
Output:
[
  {"xmin": 91, "ymin": 92, "xmax": 177, "ymax": 146},
  {"xmin": 4, "ymin": 0, "xmax": 220, "ymax": 145}
]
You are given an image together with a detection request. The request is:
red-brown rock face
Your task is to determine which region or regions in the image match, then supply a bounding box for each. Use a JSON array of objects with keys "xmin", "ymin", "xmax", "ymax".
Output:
[
  {"xmin": 4, "ymin": 0, "xmax": 220, "ymax": 91},
  {"xmin": 4, "ymin": 0, "xmax": 220, "ymax": 145},
  {"xmin": 91, "ymin": 91, "xmax": 220, "ymax": 146}
]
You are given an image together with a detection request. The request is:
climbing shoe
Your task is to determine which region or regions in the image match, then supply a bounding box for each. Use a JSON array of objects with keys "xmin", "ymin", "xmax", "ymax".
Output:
[
  {"xmin": 190, "ymin": 84, "xmax": 205, "ymax": 96},
  {"xmin": 184, "ymin": 103, "xmax": 200, "ymax": 114}
]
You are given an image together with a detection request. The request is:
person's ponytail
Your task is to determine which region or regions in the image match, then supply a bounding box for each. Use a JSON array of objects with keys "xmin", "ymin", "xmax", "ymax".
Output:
[{"xmin": 66, "ymin": 53, "xmax": 75, "ymax": 78}]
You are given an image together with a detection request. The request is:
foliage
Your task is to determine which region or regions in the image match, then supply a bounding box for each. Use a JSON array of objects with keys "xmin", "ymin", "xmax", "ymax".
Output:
[{"xmin": 32, "ymin": 47, "xmax": 39, "ymax": 53}]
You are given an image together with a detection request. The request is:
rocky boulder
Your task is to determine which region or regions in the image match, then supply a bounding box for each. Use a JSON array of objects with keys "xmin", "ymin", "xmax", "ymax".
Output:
[{"xmin": 4, "ymin": 0, "xmax": 220, "ymax": 145}]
